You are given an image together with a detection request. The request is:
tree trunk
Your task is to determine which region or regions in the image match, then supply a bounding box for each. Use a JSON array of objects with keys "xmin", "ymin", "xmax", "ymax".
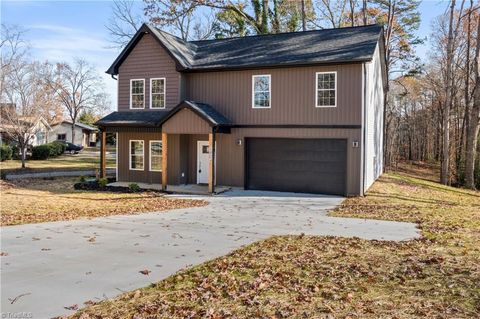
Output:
[
  {"xmin": 261, "ymin": 0, "xmax": 269, "ymax": 34},
  {"xmin": 71, "ymin": 120, "xmax": 76, "ymax": 144},
  {"xmin": 441, "ymin": 0, "xmax": 456, "ymax": 185},
  {"xmin": 465, "ymin": 16, "xmax": 480, "ymax": 189},
  {"xmin": 301, "ymin": 0, "xmax": 306, "ymax": 31},
  {"xmin": 20, "ymin": 142, "xmax": 26, "ymax": 168},
  {"xmin": 363, "ymin": 0, "xmax": 367, "ymax": 25}
]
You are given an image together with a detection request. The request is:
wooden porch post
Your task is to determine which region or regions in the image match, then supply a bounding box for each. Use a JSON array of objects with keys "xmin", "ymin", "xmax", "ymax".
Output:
[
  {"xmin": 162, "ymin": 133, "xmax": 168, "ymax": 191},
  {"xmin": 100, "ymin": 130, "xmax": 106, "ymax": 179},
  {"xmin": 208, "ymin": 130, "xmax": 216, "ymax": 194}
]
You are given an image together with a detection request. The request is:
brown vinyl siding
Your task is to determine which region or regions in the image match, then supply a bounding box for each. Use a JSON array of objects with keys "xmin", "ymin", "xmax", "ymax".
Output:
[
  {"xmin": 116, "ymin": 128, "xmax": 361, "ymax": 195},
  {"xmin": 185, "ymin": 64, "xmax": 362, "ymax": 125},
  {"xmin": 117, "ymin": 130, "xmax": 182, "ymax": 185},
  {"xmin": 118, "ymin": 34, "xmax": 181, "ymax": 111},
  {"xmin": 162, "ymin": 109, "xmax": 211, "ymax": 134}
]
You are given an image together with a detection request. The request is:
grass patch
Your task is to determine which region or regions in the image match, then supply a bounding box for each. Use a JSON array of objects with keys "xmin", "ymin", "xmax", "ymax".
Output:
[
  {"xmin": 71, "ymin": 163, "xmax": 480, "ymax": 318},
  {"xmin": 0, "ymin": 178, "xmax": 207, "ymax": 226},
  {"xmin": 0, "ymin": 152, "xmax": 116, "ymax": 174}
]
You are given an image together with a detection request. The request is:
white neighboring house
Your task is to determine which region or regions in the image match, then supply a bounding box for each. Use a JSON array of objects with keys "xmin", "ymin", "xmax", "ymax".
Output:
[
  {"xmin": 0, "ymin": 116, "xmax": 52, "ymax": 146},
  {"xmin": 49, "ymin": 121, "xmax": 98, "ymax": 147}
]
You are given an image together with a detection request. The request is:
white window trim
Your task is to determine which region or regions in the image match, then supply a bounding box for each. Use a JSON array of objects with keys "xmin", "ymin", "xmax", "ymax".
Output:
[
  {"xmin": 150, "ymin": 78, "xmax": 166, "ymax": 109},
  {"xmin": 129, "ymin": 139, "xmax": 144, "ymax": 171},
  {"xmin": 315, "ymin": 71, "xmax": 337, "ymax": 108},
  {"xmin": 130, "ymin": 79, "xmax": 145, "ymax": 109},
  {"xmin": 252, "ymin": 74, "xmax": 271, "ymax": 109},
  {"xmin": 149, "ymin": 140, "xmax": 162, "ymax": 172}
]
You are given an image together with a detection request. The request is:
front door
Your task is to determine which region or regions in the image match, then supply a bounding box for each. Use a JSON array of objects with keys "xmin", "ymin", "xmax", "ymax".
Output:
[{"xmin": 197, "ymin": 141, "xmax": 210, "ymax": 184}]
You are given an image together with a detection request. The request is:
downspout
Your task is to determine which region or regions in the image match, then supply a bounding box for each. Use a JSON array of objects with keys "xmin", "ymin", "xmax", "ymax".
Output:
[{"xmin": 361, "ymin": 63, "xmax": 367, "ymax": 196}]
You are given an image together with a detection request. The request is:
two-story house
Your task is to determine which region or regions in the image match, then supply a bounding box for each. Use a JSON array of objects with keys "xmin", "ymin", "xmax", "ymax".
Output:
[{"xmin": 96, "ymin": 23, "xmax": 386, "ymax": 196}]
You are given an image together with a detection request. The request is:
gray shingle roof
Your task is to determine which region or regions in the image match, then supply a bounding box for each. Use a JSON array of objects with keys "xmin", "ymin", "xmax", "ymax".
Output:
[
  {"xmin": 107, "ymin": 24, "xmax": 383, "ymax": 74},
  {"xmin": 95, "ymin": 110, "xmax": 169, "ymax": 127},
  {"xmin": 178, "ymin": 100, "xmax": 232, "ymax": 126},
  {"xmin": 96, "ymin": 101, "xmax": 232, "ymax": 128}
]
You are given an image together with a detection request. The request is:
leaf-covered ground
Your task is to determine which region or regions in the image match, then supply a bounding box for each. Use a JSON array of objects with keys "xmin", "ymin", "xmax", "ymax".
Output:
[
  {"xmin": 71, "ymin": 163, "xmax": 480, "ymax": 318},
  {"xmin": 0, "ymin": 178, "xmax": 207, "ymax": 226}
]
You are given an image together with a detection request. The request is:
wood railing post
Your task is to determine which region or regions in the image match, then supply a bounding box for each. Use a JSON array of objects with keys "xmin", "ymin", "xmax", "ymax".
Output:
[
  {"xmin": 100, "ymin": 130, "xmax": 106, "ymax": 179},
  {"xmin": 208, "ymin": 130, "xmax": 216, "ymax": 194},
  {"xmin": 162, "ymin": 133, "xmax": 168, "ymax": 191}
]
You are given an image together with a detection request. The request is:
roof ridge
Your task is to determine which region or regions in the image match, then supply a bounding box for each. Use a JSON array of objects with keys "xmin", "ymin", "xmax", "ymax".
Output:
[{"xmin": 190, "ymin": 24, "xmax": 382, "ymax": 44}]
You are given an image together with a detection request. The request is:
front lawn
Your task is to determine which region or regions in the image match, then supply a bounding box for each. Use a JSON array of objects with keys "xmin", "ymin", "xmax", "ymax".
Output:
[
  {"xmin": 71, "ymin": 163, "xmax": 480, "ymax": 318},
  {"xmin": 0, "ymin": 178, "xmax": 207, "ymax": 226},
  {"xmin": 0, "ymin": 152, "xmax": 116, "ymax": 174}
]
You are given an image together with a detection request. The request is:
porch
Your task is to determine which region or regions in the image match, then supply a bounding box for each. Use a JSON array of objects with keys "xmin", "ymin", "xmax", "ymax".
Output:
[
  {"xmin": 107, "ymin": 182, "xmax": 231, "ymax": 195},
  {"xmin": 97, "ymin": 100, "xmax": 233, "ymax": 194}
]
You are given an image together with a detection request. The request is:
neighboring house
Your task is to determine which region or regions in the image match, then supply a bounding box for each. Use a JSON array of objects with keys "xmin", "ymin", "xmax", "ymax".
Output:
[
  {"xmin": 49, "ymin": 121, "xmax": 98, "ymax": 147},
  {"xmin": 0, "ymin": 115, "xmax": 52, "ymax": 146},
  {"xmin": 96, "ymin": 23, "xmax": 386, "ymax": 196}
]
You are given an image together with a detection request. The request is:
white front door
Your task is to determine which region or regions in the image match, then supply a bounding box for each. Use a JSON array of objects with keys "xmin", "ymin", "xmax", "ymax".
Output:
[{"xmin": 197, "ymin": 141, "xmax": 214, "ymax": 184}]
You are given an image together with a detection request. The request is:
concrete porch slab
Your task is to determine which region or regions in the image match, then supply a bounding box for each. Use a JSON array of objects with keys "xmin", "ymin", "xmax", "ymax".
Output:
[{"xmin": 107, "ymin": 182, "xmax": 231, "ymax": 195}]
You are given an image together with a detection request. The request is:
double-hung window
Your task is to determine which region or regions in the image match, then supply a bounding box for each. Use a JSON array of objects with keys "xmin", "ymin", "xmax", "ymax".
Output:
[
  {"xmin": 129, "ymin": 140, "xmax": 144, "ymax": 170},
  {"xmin": 149, "ymin": 140, "xmax": 162, "ymax": 171},
  {"xmin": 150, "ymin": 78, "xmax": 166, "ymax": 109},
  {"xmin": 252, "ymin": 75, "xmax": 271, "ymax": 108},
  {"xmin": 316, "ymin": 72, "xmax": 337, "ymax": 107},
  {"xmin": 130, "ymin": 79, "xmax": 145, "ymax": 109}
]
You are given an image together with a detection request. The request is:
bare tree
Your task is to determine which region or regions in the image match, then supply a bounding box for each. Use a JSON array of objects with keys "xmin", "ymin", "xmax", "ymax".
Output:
[
  {"xmin": 465, "ymin": 15, "xmax": 480, "ymax": 189},
  {"xmin": 1, "ymin": 60, "xmax": 47, "ymax": 168},
  {"xmin": 47, "ymin": 59, "xmax": 107, "ymax": 145},
  {"xmin": 106, "ymin": 0, "xmax": 145, "ymax": 48},
  {"xmin": 1, "ymin": 24, "xmax": 28, "ymax": 99}
]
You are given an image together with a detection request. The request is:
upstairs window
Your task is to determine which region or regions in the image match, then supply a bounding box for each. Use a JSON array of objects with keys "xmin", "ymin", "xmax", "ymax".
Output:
[
  {"xmin": 130, "ymin": 79, "xmax": 145, "ymax": 109},
  {"xmin": 149, "ymin": 140, "xmax": 162, "ymax": 171},
  {"xmin": 129, "ymin": 140, "xmax": 144, "ymax": 170},
  {"xmin": 150, "ymin": 78, "xmax": 166, "ymax": 109},
  {"xmin": 252, "ymin": 75, "xmax": 271, "ymax": 108},
  {"xmin": 316, "ymin": 72, "xmax": 336, "ymax": 107}
]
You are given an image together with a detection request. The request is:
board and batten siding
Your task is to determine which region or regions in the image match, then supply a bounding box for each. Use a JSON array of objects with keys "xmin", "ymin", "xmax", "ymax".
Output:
[
  {"xmin": 185, "ymin": 64, "xmax": 362, "ymax": 125},
  {"xmin": 162, "ymin": 108, "xmax": 211, "ymax": 134},
  {"xmin": 364, "ymin": 44, "xmax": 384, "ymax": 191},
  {"xmin": 117, "ymin": 130, "xmax": 187, "ymax": 185},
  {"xmin": 118, "ymin": 34, "xmax": 181, "ymax": 111}
]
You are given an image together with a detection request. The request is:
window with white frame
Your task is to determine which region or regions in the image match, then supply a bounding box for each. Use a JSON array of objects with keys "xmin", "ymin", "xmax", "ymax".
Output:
[
  {"xmin": 252, "ymin": 75, "xmax": 271, "ymax": 108},
  {"xmin": 149, "ymin": 140, "xmax": 162, "ymax": 171},
  {"xmin": 129, "ymin": 140, "xmax": 144, "ymax": 170},
  {"xmin": 150, "ymin": 78, "xmax": 166, "ymax": 109},
  {"xmin": 130, "ymin": 79, "xmax": 145, "ymax": 109},
  {"xmin": 316, "ymin": 72, "xmax": 336, "ymax": 107}
]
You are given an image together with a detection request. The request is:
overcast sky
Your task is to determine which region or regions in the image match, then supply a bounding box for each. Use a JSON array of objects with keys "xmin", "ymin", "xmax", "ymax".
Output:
[{"xmin": 1, "ymin": 0, "xmax": 450, "ymax": 112}]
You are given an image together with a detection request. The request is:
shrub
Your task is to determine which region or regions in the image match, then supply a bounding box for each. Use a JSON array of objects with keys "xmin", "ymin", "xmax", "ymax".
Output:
[
  {"xmin": 10, "ymin": 145, "xmax": 20, "ymax": 160},
  {"xmin": 0, "ymin": 145, "xmax": 13, "ymax": 161},
  {"xmin": 31, "ymin": 144, "xmax": 50, "ymax": 160},
  {"xmin": 98, "ymin": 177, "xmax": 108, "ymax": 189},
  {"xmin": 50, "ymin": 141, "xmax": 66, "ymax": 156},
  {"xmin": 129, "ymin": 183, "xmax": 141, "ymax": 192}
]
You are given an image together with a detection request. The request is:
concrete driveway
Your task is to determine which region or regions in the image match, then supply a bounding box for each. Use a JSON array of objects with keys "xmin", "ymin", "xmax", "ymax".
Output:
[{"xmin": 1, "ymin": 190, "xmax": 419, "ymax": 318}]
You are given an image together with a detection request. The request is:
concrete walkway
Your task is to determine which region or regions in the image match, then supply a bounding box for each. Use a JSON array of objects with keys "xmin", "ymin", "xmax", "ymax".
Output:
[{"xmin": 0, "ymin": 190, "xmax": 420, "ymax": 318}]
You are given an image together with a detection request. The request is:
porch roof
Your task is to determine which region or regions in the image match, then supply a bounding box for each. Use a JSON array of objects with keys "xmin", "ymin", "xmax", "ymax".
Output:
[
  {"xmin": 96, "ymin": 101, "xmax": 233, "ymax": 132},
  {"xmin": 159, "ymin": 100, "xmax": 233, "ymax": 128},
  {"xmin": 95, "ymin": 110, "xmax": 169, "ymax": 127}
]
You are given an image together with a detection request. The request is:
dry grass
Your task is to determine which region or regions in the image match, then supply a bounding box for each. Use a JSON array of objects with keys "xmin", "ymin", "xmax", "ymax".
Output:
[
  {"xmin": 0, "ymin": 178, "xmax": 207, "ymax": 226},
  {"xmin": 0, "ymin": 152, "xmax": 116, "ymax": 173},
  {"xmin": 70, "ymin": 163, "xmax": 480, "ymax": 319}
]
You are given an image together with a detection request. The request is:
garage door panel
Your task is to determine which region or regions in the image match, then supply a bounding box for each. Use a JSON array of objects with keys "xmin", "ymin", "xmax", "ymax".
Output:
[{"xmin": 246, "ymin": 138, "xmax": 347, "ymax": 195}]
